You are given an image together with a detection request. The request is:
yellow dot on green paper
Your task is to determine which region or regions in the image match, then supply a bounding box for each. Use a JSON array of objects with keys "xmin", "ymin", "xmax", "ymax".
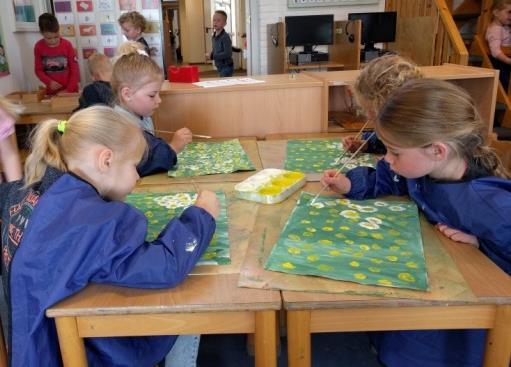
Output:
[
  {"xmin": 349, "ymin": 261, "xmax": 360, "ymax": 267},
  {"xmin": 307, "ymin": 254, "xmax": 319, "ymax": 262},
  {"xmin": 371, "ymin": 233, "xmax": 384, "ymax": 240},
  {"xmin": 359, "ymin": 244, "xmax": 370, "ymax": 251},
  {"xmin": 376, "ymin": 214, "xmax": 386, "ymax": 219},
  {"xmin": 388, "ymin": 229, "xmax": 401, "ymax": 237},
  {"xmin": 319, "ymin": 239, "xmax": 333, "ymax": 245},
  {"xmin": 370, "ymin": 258, "xmax": 383, "ymax": 264},
  {"xmin": 340, "ymin": 226, "xmax": 350, "ymax": 231},
  {"xmin": 306, "ymin": 227, "xmax": 317, "ymax": 233},
  {"xmin": 322, "ymin": 226, "xmax": 334, "ymax": 232},
  {"xmin": 202, "ymin": 252, "xmax": 216, "ymax": 260},
  {"xmin": 338, "ymin": 199, "xmax": 350, "ymax": 205},
  {"xmin": 309, "ymin": 211, "xmax": 319, "ymax": 216},
  {"xmin": 368, "ymin": 267, "xmax": 381, "ymax": 273},
  {"xmin": 300, "ymin": 220, "xmax": 311, "ymax": 224},
  {"xmin": 394, "ymin": 239, "xmax": 406, "ymax": 245},
  {"xmin": 303, "ymin": 231, "xmax": 313, "ymax": 237},
  {"xmin": 344, "ymin": 240, "xmax": 354, "ymax": 245},
  {"xmin": 406, "ymin": 261, "xmax": 418, "ymax": 268},
  {"xmin": 386, "ymin": 255, "xmax": 398, "ymax": 262},
  {"xmin": 150, "ymin": 220, "xmax": 159, "ymax": 225},
  {"xmin": 371, "ymin": 244, "xmax": 381, "ymax": 250},
  {"xmin": 288, "ymin": 247, "xmax": 301, "ymax": 255},
  {"xmin": 145, "ymin": 211, "xmax": 153, "ymax": 218},
  {"xmin": 353, "ymin": 273, "xmax": 367, "ymax": 280},
  {"xmin": 398, "ymin": 273, "xmax": 416, "ymax": 282},
  {"xmin": 357, "ymin": 231, "xmax": 368, "ymax": 237},
  {"xmin": 329, "ymin": 250, "xmax": 341, "ymax": 256},
  {"xmin": 303, "ymin": 243, "xmax": 314, "ymax": 250},
  {"xmin": 326, "ymin": 219, "xmax": 335, "ymax": 224},
  {"xmin": 335, "ymin": 233, "xmax": 346, "ymax": 239},
  {"xmin": 282, "ymin": 262, "xmax": 295, "ymax": 269},
  {"xmin": 318, "ymin": 264, "xmax": 333, "ymax": 271},
  {"xmin": 296, "ymin": 158, "xmax": 304, "ymax": 161},
  {"xmin": 389, "ymin": 245, "xmax": 400, "ymax": 251},
  {"xmin": 401, "ymin": 251, "xmax": 412, "ymax": 257},
  {"xmin": 378, "ymin": 279, "xmax": 393, "ymax": 286},
  {"xmin": 353, "ymin": 252, "xmax": 364, "ymax": 257},
  {"xmin": 288, "ymin": 234, "xmax": 300, "ymax": 241}
]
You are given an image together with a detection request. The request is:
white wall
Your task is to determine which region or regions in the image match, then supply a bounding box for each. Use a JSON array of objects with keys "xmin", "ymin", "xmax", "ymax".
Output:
[
  {"xmin": 0, "ymin": 0, "xmax": 43, "ymax": 95},
  {"xmin": 252, "ymin": 0, "xmax": 385, "ymax": 75}
]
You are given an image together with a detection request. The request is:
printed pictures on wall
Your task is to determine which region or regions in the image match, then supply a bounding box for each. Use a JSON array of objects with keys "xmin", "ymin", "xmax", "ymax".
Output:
[
  {"xmin": 0, "ymin": 15, "xmax": 10, "ymax": 77},
  {"xmin": 13, "ymin": 0, "xmax": 46, "ymax": 31}
]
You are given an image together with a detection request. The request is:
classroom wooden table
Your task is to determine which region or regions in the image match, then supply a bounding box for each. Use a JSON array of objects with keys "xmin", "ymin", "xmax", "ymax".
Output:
[
  {"xmin": 46, "ymin": 182, "xmax": 281, "ymax": 367},
  {"xmin": 17, "ymin": 101, "xmax": 76, "ymax": 124},
  {"xmin": 137, "ymin": 137, "xmax": 263, "ymax": 186},
  {"xmin": 248, "ymin": 134, "xmax": 511, "ymax": 367}
]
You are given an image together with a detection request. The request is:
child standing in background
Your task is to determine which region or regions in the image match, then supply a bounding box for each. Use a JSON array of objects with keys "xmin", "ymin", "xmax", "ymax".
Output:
[
  {"xmin": 321, "ymin": 79, "xmax": 511, "ymax": 367},
  {"xmin": 118, "ymin": 11, "xmax": 152, "ymax": 56},
  {"xmin": 206, "ymin": 10, "xmax": 234, "ymax": 77},
  {"xmin": 0, "ymin": 106, "xmax": 219, "ymax": 366},
  {"xmin": 112, "ymin": 42, "xmax": 192, "ymax": 176},
  {"xmin": 77, "ymin": 53, "xmax": 114, "ymax": 110},
  {"xmin": 343, "ymin": 54, "xmax": 423, "ymax": 154},
  {"xmin": 0, "ymin": 97, "xmax": 22, "ymax": 182},
  {"xmin": 486, "ymin": 0, "xmax": 511, "ymax": 91},
  {"xmin": 34, "ymin": 13, "xmax": 79, "ymax": 95}
]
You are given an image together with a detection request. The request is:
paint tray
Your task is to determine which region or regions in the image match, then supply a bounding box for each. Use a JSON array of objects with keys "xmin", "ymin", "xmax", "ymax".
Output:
[{"xmin": 234, "ymin": 169, "xmax": 306, "ymax": 204}]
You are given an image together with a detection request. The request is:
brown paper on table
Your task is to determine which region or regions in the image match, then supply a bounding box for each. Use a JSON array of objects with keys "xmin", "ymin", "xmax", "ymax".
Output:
[{"xmin": 238, "ymin": 187, "xmax": 475, "ymax": 302}]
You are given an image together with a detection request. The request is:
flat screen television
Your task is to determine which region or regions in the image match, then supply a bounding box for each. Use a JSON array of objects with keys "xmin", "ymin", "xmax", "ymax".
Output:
[
  {"xmin": 348, "ymin": 11, "xmax": 397, "ymax": 51},
  {"xmin": 285, "ymin": 14, "xmax": 334, "ymax": 54}
]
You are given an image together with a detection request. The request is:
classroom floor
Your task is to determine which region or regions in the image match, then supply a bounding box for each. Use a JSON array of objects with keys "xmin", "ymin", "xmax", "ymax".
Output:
[{"xmin": 197, "ymin": 332, "xmax": 384, "ymax": 367}]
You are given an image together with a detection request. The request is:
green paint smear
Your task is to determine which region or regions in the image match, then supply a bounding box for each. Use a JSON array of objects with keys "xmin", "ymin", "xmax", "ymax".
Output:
[
  {"xmin": 126, "ymin": 191, "xmax": 230, "ymax": 265},
  {"xmin": 265, "ymin": 192, "xmax": 429, "ymax": 291},
  {"xmin": 168, "ymin": 139, "xmax": 256, "ymax": 177}
]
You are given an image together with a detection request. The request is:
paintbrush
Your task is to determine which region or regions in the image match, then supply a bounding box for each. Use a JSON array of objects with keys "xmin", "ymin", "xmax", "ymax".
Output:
[
  {"xmin": 190, "ymin": 179, "xmax": 200, "ymax": 193},
  {"xmin": 154, "ymin": 129, "xmax": 212, "ymax": 139},
  {"xmin": 333, "ymin": 119, "xmax": 372, "ymax": 166},
  {"xmin": 310, "ymin": 131, "xmax": 375, "ymax": 206}
]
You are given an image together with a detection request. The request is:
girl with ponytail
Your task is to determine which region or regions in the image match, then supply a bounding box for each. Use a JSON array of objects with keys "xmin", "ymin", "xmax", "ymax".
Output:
[{"xmin": 321, "ymin": 78, "xmax": 511, "ymax": 367}]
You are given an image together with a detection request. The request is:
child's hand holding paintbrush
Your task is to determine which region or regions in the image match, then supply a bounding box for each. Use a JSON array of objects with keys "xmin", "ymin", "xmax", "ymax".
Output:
[{"xmin": 190, "ymin": 180, "xmax": 220, "ymax": 220}]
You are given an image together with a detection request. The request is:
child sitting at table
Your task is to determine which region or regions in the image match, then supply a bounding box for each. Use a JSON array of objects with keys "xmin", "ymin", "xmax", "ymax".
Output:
[
  {"xmin": 76, "ymin": 52, "xmax": 114, "ymax": 110},
  {"xmin": 321, "ymin": 78, "xmax": 511, "ymax": 367},
  {"xmin": 34, "ymin": 13, "xmax": 79, "ymax": 96},
  {"xmin": 118, "ymin": 11, "xmax": 152, "ymax": 56},
  {"xmin": 486, "ymin": 0, "xmax": 511, "ymax": 91},
  {"xmin": 0, "ymin": 96, "xmax": 22, "ymax": 182},
  {"xmin": 112, "ymin": 41, "xmax": 192, "ymax": 176},
  {"xmin": 342, "ymin": 54, "xmax": 423, "ymax": 154},
  {"xmin": 0, "ymin": 105, "xmax": 219, "ymax": 366}
]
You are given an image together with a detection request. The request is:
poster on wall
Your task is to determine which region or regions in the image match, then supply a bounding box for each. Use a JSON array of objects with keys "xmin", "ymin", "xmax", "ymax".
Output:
[{"xmin": 0, "ymin": 15, "xmax": 10, "ymax": 77}]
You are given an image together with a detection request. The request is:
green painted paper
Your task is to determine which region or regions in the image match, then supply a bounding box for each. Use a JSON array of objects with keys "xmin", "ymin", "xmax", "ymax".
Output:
[
  {"xmin": 168, "ymin": 139, "xmax": 256, "ymax": 177},
  {"xmin": 125, "ymin": 192, "xmax": 230, "ymax": 265},
  {"xmin": 265, "ymin": 192, "xmax": 428, "ymax": 290},
  {"xmin": 284, "ymin": 139, "xmax": 376, "ymax": 173}
]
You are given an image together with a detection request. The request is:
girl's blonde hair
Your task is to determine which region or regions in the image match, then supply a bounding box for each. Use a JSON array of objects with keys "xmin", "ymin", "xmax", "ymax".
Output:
[
  {"xmin": 24, "ymin": 105, "xmax": 146, "ymax": 186},
  {"xmin": 111, "ymin": 41, "xmax": 163, "ymax": 103},
  {"xmin": 377, "ymin": 78, "xmax": 510, "ymax": 179},
  {"xmin": 492, "ymin": 0, "xmax": 511, "ymax": 11},
  {"xmin": 0, "ymin": 96, "xmax": 24, "ymax": 119},
  {"xmin": 354, "ymin": 54, "xmax": 423, "ymax": 112}
]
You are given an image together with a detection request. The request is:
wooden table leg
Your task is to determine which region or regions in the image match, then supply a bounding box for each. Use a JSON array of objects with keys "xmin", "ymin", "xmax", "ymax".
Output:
[
  {"xmin": 287, "ymin": 310, "xmax": 311, "ymax": 367},
  {"xmin": 483, "ymin": 305, "xmax": 511, "ymax": 367},
  {"xmin": 255, "ymin": 310, "xmax": 277, "ymax": 367},
  {"xmin": 54, "ymin": 317, "xmax": 87, "ymax": 367}
]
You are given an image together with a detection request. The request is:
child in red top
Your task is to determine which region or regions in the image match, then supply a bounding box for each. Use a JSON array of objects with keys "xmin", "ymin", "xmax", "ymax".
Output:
[{"xmin": 34, "ymin": 13, "xmax": 79, "ymax": 95}]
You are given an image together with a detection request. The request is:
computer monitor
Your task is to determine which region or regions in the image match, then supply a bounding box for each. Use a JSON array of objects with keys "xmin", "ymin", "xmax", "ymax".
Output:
[
  {"xmin": 347, "ymin": 11, "xmax": 397, "ymax": 51},
  {"xmin": 285, "ymin": 14, "xmax": 334, "ymax": 54}
]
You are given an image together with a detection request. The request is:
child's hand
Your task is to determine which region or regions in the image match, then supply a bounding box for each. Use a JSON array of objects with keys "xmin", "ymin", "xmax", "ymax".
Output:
[
  {"xmin": 435, "ymin": 223, "xmax": 479, "ymax": 247},
  {"xmin": 205, "ymin": 53, "xmax": 211, "ymax": 61},
  {"xmin": 195, "ymin": 190, "xmax": 220, "ymax": 219},
  {"xmin": 320, "ymin": 169, "xmax": 352, "ymax": 194},
  {"xmin": 169, "ymin": 128, "xmax": 193, "ymax": 153},
  {"xmin": 48, "ymin": 80, "xmax": 62, "ymax": 92},
  {"xmin": 342, "ymin": 136, "xmax": 366, "ymax": 153}
]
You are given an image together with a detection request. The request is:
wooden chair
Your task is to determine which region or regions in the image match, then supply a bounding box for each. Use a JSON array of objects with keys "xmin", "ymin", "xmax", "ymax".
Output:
[
  {"xmin": 470, "ymin": 0, "xmax": 511, "ymax": 127},
  {"xmin": 490, "ymin": 137, "xmax": 511, "ymax": 172}
]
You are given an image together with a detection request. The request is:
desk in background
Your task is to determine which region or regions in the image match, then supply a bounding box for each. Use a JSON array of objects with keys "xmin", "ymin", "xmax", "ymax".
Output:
[{"xmin": 17, "ymin": 100, "xmax": 77, "ymax": 125}]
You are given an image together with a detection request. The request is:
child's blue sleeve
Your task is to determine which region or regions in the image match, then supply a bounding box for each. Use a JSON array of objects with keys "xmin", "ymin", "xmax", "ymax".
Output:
[
  {"xmin": 137, "ymin": 131, "xmax": 177, "ymax": 177},
  {"xmin": 362, "ymin": 132, "xmax": 387, "ymax": 154},
  {"xmin": 90, "ymin": 205, "xmax": 216, "ymax": 288},
  {"xmin": 345, "ymin": 159, "xmax": 409, "ymax": 199}
]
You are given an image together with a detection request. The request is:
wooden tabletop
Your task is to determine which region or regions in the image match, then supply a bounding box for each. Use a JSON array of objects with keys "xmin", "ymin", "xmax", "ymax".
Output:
[
  {"xmin": 17, "ymin": 101, "xmax": 76, "ymax": 124},
  {"xmin": 137, "ymin": 137, "xmax": 263, "ymax": 186}
]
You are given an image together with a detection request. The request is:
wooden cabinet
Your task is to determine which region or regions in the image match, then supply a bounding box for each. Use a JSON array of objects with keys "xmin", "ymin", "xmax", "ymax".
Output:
[{"xmin": 306, "ymin": 64, "xmax": 499, "ymax": 137}]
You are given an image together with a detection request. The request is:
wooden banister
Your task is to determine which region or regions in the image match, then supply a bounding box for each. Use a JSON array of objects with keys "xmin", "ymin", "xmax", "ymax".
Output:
[{"xmin": 435, "ymin": 0, "xmax": 469, "ymax": 64}]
